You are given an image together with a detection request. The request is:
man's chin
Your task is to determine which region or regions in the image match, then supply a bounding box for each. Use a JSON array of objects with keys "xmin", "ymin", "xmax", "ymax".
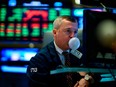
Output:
[{"xmin": 66, "ymin": 46, "xmax": 70, "ymax": 50}]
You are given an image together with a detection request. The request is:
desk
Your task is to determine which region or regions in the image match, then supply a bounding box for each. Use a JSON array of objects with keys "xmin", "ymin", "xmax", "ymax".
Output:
[
  {"xmin": 50, "ymin": 67, "xmax": 116, "ymax": 74},
  {"xmin": 50, "ymin": 67, "xmax": 116, "ymax": 82}
]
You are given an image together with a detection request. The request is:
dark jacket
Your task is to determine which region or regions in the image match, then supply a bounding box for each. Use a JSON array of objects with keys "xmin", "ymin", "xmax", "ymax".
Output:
[{"xmin": 26, "ymin": 41, "xmax": 101, "ymax": 87}]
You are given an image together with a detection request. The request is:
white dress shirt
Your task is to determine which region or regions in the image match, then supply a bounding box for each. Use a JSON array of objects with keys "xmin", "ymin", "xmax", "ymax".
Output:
[{"xmin": 54, "ymin": 41, "xmax": 69, "ymax": 65}]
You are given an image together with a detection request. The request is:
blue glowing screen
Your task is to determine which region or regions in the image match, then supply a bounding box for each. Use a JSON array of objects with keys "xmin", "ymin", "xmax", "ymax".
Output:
[{"xmin": 1, "ymin": 48, "xmax": 39, "ymax": 61}]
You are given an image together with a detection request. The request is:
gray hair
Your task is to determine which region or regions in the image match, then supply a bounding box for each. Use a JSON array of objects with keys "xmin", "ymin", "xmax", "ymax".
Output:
[{"xmin": 53, "ymin": 15, "xmax": 77, "ymax": 29}]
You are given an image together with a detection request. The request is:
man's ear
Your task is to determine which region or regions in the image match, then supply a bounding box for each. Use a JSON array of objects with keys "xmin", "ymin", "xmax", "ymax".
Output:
[{"xmin": 53, "ymin": 29, "xmax": 57, "ymax": 35}]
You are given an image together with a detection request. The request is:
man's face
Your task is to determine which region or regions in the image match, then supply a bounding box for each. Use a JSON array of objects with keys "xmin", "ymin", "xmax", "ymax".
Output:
[{"xmin": 53, "ymin": 19, "xmax": 78, "ymax": 50}]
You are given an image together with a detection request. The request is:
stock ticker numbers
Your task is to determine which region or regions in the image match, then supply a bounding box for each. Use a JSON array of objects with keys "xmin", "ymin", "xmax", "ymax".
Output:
[{"xmin": 0, "ymin": 7, "xmax": 71, "ymax": 42}]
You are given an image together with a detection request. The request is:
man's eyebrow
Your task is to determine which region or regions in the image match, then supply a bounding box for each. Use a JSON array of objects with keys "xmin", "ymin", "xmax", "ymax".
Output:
[
  {"xmin": 64, "ymin": 27, "xmax": 78, "ymax": 30},
  {"xmin": 65, "ymin": 27, "xmax": 74, "ymax": 29}
]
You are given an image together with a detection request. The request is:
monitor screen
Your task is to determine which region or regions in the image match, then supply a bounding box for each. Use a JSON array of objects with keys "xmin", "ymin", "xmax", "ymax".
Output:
[
  {"xmin": 1, "ymin": 48, "xmax": 39, "ymax": 61},
  {"xmin": 0, "ymin": 48, "xmax": 39, "ymax": 73},
  {"xmin": 83, "ymin": 10, "xmax": 116, "ymax": 68},
  {"xmin": 0, "ymin": 6, "xmax": 86, "ymax": 47},
  {"xmin": 0, "ymin": 6, "xmax": 72, "ymax": 43}
]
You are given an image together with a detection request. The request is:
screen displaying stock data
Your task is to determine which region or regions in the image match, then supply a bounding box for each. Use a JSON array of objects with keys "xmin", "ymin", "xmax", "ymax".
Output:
[{"xmin": 0, "ymin": 2, "xmax": 84, "ymax": 43}]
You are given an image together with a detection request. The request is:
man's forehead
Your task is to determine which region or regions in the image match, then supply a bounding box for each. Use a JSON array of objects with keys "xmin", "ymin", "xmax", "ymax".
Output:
[{"xmin": 64, "ymin": 23, "xmax": 78, "ymax": 29}]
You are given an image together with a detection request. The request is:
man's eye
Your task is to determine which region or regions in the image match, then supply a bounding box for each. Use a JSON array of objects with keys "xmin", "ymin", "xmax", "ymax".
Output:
[{"xmin": 67, "ymin": 30, "xmax": 70, "ymax": 32}]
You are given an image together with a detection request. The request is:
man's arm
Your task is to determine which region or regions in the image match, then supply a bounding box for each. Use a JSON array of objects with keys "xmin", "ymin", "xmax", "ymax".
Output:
[
  {"xmin": 74, "ymin": 72, "xmax": 101, "ymax": 87},
  {"xmin": 26, "ymin": 54, "xmax": 51, "ymax": 87}
]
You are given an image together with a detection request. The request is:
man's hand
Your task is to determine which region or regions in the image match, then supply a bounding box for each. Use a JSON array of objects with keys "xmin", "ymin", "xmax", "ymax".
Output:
[
  {"xmin": 74, "ymin": 78, "xmax": 89, "ymax": 87},
  {"xmin": 79, "ymin": 72, "xmax": 94, "ymax": 84},
  {"xmin": 79, "ymin": 72, "xmax": 87, "ymax": 76}
]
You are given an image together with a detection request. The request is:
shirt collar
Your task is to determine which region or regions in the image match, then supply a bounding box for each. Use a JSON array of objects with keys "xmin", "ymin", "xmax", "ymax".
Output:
[{"xmin": 54, "ymin": 41, "xmax": 69, "ymax": 54}]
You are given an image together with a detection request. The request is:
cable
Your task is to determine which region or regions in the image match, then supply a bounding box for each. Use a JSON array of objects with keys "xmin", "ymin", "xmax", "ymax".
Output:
[{"xmin": 100, "ymin": 3, "xmax": 107, "ymax": 12}]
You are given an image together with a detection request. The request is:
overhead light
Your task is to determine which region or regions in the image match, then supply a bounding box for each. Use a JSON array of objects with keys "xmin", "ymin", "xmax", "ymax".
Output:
[{"xmin": 75, "ymin": 0, "xmax": 80, "ymax": 4}]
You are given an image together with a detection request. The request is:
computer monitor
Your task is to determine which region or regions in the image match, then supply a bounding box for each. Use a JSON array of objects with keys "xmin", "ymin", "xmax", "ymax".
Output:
[
  {"xmin": 1, "ymin": 48, "xmax": 39, "ymax": 61},
  {"xmin": 0, "ymin": 48, "xmax": 39, "ymax": 73},
  {"xmin": 83, "ymin": 10, "xmax": 116, "ymax": 68}
]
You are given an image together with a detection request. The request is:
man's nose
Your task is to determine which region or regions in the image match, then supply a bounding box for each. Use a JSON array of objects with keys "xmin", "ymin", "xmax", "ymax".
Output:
[{"xmin": 70, "ymin": 32, "xmax": 76, "ymax": 38}]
